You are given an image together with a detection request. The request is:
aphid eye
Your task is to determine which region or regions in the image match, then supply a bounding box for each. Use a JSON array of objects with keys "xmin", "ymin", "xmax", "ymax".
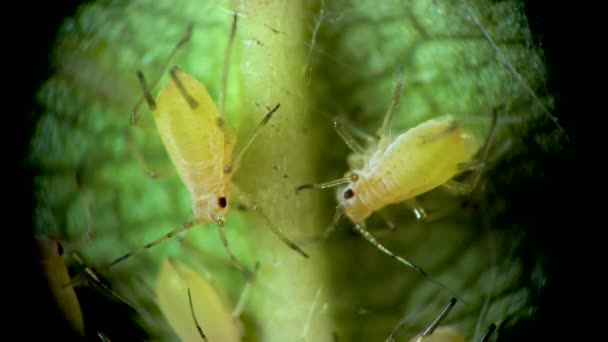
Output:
[
  {"xmin": 343, "ymin": 189, "xmax": 354, "ymax": 200},
  {"xmin": 57, "ymin": 241, "xmax": 64, "ymax": 256},
  {"xmin": 218, "ymin": 197, "xmax": 227, "ymax": 208}
]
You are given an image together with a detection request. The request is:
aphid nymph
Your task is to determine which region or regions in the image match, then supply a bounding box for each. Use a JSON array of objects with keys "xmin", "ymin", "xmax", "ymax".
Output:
[
  {"xmin": 297, "ymin": 69, "xmax": 499, "ymax": 294},
  {"xmin": 108, "ymin": 13, "xmax": 308, "ymax": 276},
  {"xmin": 156, "ymin": 258, "xmax": 243, "ymax": 342},
  {"xmin": 34, "ymin": 235, "xmax": 85, "ymax": 338}
]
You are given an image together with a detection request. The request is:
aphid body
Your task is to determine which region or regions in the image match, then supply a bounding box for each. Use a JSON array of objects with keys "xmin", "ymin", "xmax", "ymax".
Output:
[
  {"xmin": 154, "ymin": 69, "xmax": 234, "ymax": 226},
  {"xmin": 109, "ymin": 16, "xmax": 307, "ymax": 272},
  {"xmin": 156, "ymin": 258, "xmax": 241, "ymax": 342},
  {"xmin": 297, "ymin": 70, "xmax": 498, "ymax": 296},
  {"xmin": 34, "ymin": 235, "xmax": 85, "ymax": 338},
  {"xmin": 337, "ymin": 116, "xmax": 481, "ymax": 223}
]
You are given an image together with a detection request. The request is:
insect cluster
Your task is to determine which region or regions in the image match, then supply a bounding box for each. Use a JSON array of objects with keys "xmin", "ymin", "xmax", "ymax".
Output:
[{"xmin": 30, "ymin": 0, "xmax": 561, "ymax": 340}]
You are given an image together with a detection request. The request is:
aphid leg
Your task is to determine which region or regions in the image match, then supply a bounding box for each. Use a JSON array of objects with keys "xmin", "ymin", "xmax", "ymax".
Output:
[
  {"xmin": 443, "ymin": 107, "xmax": 500, "ymax": 195},
  {"xmin": 479, "ymin": 323, "xmax": 496, "ymax": 342},
  {"xmin": 333, "ymin": 119, "xmax": 366, "ymax": 155},
  {"xmin": 187, "ymin": 288, "xmax": 208, "ymax": 341},
  {"xmin": 215, "ymin": 218, "xmax": 256, "ymax": 279},
  {"xmin": 216, "ymin": 12, "xmax": 238, "ymax": 128},
  {"xmin": 295, "ymin": 173, "xmax": 358, "ymax": 195},
  {"xmin": 320, "ymin": 205, "xmax": 345, "ymax": 241},
  {"xmin": 377, "ymin": 209, "xmax": 397, "ymax": 229},
  {"xmin": 71, "ymin": 252, "xmax": 137, "ymax": 312},
  {"xmin": 404, "ymin": 198, "xmax": 428, "ymax": 221},
  {"xmin": 106, "ymin": 218, "xmax": 200, "ymax": 268},
  {"xmin": 299, "ymin": 205, "xmax": 344, "ymax": 245},
  {"xmin": 131, "ymin": 23, "xmax": 194, "ymax": 125},
  {"xmin": 352, "ymin": 222, "xmax": 463, "ymax": 302},
  {"xmin": 234, "ymin": 186, "xmax": 309, "ymax": 258},
  {"xmin": 224, "ymin": 103, "xmax": 280, "ymax": 174},
  {"xmin": 419, "ymin": 298, "xmax": 458, "ymax": 338},
  {"xmin": 232, "ymin": 261, "xmax": 260, "ymax": 318},
  {"xmin": 377, "ymin": 67, "xmax": 405, "ymax": 147}
]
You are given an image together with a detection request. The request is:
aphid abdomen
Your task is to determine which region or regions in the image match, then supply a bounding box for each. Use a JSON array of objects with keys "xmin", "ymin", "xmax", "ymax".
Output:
[
  {"xmin": 343, "ymin": 118, "xmax": 471, "ymax": 222},
  {"xmin": 375, "ymin": 118, "xmax": 467, "ymax": 201},
  {"xmin": 154, "ymin": 71, "xmax": 225, "ymax": 187}
]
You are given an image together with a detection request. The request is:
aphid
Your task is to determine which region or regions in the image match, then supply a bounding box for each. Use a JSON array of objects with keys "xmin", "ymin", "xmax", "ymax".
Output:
[
  {"xmin": 33, "ymin": 236, "xmax": 144, "ymax": 341},
  {"xmin": 296, "ymin": 69, "xmax": 499, "ymax": 293},
  {"xmin": 156, "ymin": 258, "xmax": 244, "ymax": 342},
  {"xmin": 34, "ymin": 235, "xmax": 85, "ymax": 338},
  {"xmin": 108, "ymin": 13, "xmax": 308, "ymax": 275}
]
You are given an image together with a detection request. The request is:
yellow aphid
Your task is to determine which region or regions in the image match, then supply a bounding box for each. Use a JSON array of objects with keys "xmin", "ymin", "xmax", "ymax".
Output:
[
  {"xmin": 156, "ymin": 258, "xmax": 241, "ymax": 342},
  {"xmin": 335, "ymin": 116, "xmax": 482, "ymax": 223},
  {"xmin": 109, "ymin": 14, "xmax": 307, "ymax": 274},
  {"xmin": 297, "ymin": 70, "xmax": 498, "ymax": 295},
  {"xmin": 34, "ymin": 235, "xmax": 85, "ymax": 338}
]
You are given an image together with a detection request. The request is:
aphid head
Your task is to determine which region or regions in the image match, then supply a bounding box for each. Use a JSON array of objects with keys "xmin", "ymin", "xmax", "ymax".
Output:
[
  {"xmin": 336, "ymin": 184, "xmax": 370, "ymax": 222},
  {"xmin": 193, "ymin": 195, "xmax": 230, "ymax": 226}
]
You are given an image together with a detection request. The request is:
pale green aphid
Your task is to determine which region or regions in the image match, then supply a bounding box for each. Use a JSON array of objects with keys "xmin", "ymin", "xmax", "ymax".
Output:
[
  {"xmin": 156, "ymin": 258, "xmax": 242, "ymax": 342},
  {"xmin": 107, "ymin": 13, "xmax": 308, "ymax": 277},
  {"xmin": 34, "ymin": 236, "xmax": 86, "ymax": 338},
  {"xmin": 297, "ymin": 70, "xmax": 499, "ymax": 298}
]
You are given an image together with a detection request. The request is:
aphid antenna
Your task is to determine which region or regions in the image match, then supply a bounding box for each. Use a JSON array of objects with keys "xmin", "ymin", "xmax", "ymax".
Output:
[
  {"xmin": 295, "ymin": 173, "xmax": 359, "ymax": 195},
  {"xmin": 216, "ymin": 12, "xmax": 238, "ymax": 128},
  {"xmin": 187, "ymin": 288, "xmax": 208, "ymax": 341}
]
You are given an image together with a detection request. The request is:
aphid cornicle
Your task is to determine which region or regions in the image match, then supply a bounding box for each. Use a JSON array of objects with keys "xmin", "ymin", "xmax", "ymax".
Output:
[
  {"xmin": 108, "ymin": 13, "xmax": 307, "ymax": 276},
  {"xmin": 296, "ymin": 69, "xmax": 499, "ymax": 294}
]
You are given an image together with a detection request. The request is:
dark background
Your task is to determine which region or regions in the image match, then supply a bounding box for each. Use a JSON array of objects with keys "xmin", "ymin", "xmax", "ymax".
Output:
[{"xmin": 8, "ymin": 0, "xmax": 580, "ymax": 340}]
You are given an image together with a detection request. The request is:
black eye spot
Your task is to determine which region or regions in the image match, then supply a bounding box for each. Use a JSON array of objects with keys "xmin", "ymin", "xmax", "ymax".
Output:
[
  {"xmin": 218, "ymin": 197, "xmax": 227, "ymax": 208},
  {"xmin": 57, "ymin": 241, "xmax": 64, "ymax": 256},
  {"xmin": 344, "ymin": 189, "xmax": 354, "ymax": 199}
]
